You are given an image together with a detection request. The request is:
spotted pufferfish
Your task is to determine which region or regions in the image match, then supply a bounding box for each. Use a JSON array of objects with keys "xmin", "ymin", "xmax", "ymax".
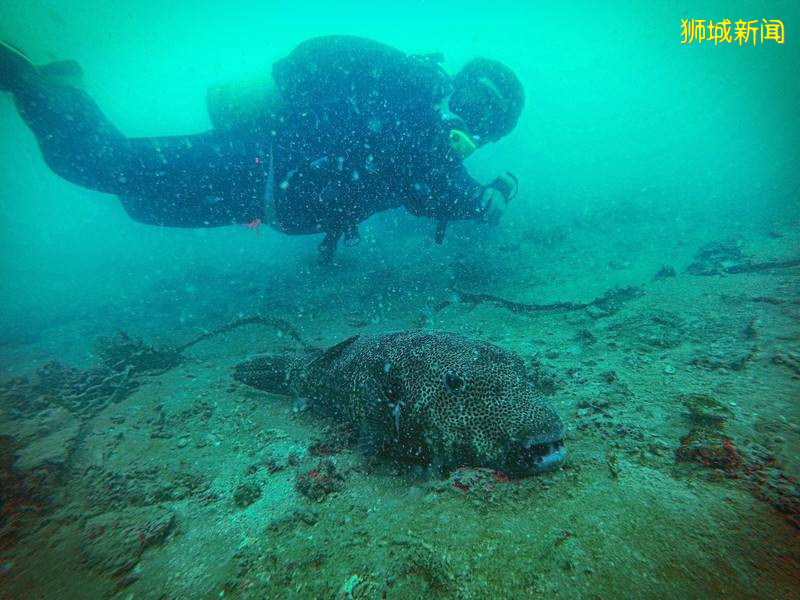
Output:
[{"xmin": 233, "ymin": 330, "xmax": 566, "ymax": 476}]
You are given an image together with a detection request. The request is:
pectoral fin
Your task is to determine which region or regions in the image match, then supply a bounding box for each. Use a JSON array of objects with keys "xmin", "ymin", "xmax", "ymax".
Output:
[{"xmin": 356, "ymin": 385, "xmax": 389, "ymax": 460}]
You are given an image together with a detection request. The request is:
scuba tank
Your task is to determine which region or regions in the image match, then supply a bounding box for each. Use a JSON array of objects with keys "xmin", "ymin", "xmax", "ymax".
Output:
[{"xmin": 205, "ymin": 76, "xmax": 283, "ymax": 132}]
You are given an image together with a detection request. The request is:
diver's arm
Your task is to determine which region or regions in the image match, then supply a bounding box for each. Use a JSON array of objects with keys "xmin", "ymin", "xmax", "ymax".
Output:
[{"xmin": 405, "ymin": 163, "xmax": 486, "ymax": 221}]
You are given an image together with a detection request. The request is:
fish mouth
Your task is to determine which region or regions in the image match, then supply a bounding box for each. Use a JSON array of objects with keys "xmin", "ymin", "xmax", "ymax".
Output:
[{"xmin": 520, "ymin": 430, "xmax": 567, "ymax": 473}]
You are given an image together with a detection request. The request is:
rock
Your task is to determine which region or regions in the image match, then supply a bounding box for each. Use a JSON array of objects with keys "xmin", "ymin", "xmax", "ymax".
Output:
[
  {"xmin": 82, "ymin": 506, "xmax": 175, "ymax": 581},
  {"xmin": 574, "ymin": 329, "xmax": 597, "ymax": 345},
  {"xmin": 585, "ymin": 305, "xmax": 608, "ymax": 320},
  {"xmin": 687, "ymin": 240, "xmax": 746, "ymax": 276},
  {"xmin": 233, "ymin": 481, "xmax": 262, "ymax": 508},
  {"xmin": 295, "ymin": 459, "xmax": 345, "ymax": 502},
  {"xmin": 679, "ymin": 393, "xmax": 734, "ymax": 428},
  {"xmin": 772, "ymin": 352, "xmax": 800, "ymax": 377},
  {"xmin": 691, "ymin": 338, "xmax": 756, "ymax": 371},
  {"xmin": 13, "ymin": 408, "xmax": 80, "ymax": 472},
  {"xmin": 335, "ymin": 574, "xmax": 364, "ymax": 600},
  {"xmin": 675, "ymin": 429, "xmax": 742, "ymax": 472},
  {"xmin": 653, "ymin": 265, "xmax": 677, "ymax": 281}
]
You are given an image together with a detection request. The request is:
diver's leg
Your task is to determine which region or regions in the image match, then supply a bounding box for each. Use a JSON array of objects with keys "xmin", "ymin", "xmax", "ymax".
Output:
[
  {"xmin": 12, "ymin": 74, "xmax": 133, "ymax": 194},
  {"xmin": 115, "ymin": 133, "xmax": 268, "ymax": 227},
  {"xmin": 318, "ymin": 231, "xmax": 341, "ymax": 264},
  {"xmin": 0, "ymin": 41, "xmax": 37, "ymax": 91},
  {"xmin": 5, "ymin": 47, "xmax": 267, "ymax": 226}
]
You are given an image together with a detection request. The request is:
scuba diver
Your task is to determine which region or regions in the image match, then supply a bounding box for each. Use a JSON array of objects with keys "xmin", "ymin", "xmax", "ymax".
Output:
[{"xmin": 0, "ymin": 35, "xmax": 522, "ymax": 263}]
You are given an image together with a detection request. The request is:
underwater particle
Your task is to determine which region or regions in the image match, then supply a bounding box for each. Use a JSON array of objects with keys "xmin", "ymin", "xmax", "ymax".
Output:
[
  {"xmin": 663, "ymin": 365, "xmax": 676, "ymax": 375},
  {"xmin": 233, "ymin": 481, "xmax": 262, "ymax": 508}
]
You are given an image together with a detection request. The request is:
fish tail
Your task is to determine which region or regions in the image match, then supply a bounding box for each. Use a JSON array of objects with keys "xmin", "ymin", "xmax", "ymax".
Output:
[{"xmin": 233, "ymin": 354, "xmax": 299, "ymax": 396}]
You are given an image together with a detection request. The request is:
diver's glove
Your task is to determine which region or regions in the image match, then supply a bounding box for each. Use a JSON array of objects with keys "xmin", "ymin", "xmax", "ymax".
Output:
[{"xmin": 479, "ymin": 172, "xmax": 518, "ymax": 225}]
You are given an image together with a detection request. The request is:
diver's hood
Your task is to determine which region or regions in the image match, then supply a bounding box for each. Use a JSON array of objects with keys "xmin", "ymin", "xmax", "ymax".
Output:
[{"xmin": 450, "ymin": 57, "xmax": 525, "ymax": 145}]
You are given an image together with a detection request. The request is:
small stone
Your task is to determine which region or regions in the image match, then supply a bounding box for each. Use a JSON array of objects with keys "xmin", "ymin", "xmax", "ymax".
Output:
[
  {"xmin": 176, "ymin": 437, "xmax": 189, "ymax": 448},
  {"xmin": 233, "ymin": 481, "xmax": 262, "ymax": 508},
  {"xmin": 585, "ymin": 305, "xmax": 608, "ymax": 320},
  {"xmin": 663, "ymin": 365, "xmax": 676, "ymax": 375}
]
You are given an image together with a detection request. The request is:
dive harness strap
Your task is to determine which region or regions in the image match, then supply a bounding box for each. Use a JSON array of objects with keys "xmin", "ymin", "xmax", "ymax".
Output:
[{"xmin": 261, "ymin": 143, "xmax": 278, "ymax": 228}]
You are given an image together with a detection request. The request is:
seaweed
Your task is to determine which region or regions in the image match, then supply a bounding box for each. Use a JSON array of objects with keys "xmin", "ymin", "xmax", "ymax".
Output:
[
  {"xmin": 0, "ymin": 314, "xmax": 310, "ymax": 421},
  {"xmin": 95, "ymin": 330, "xmax": 181, "ymax": 374}
]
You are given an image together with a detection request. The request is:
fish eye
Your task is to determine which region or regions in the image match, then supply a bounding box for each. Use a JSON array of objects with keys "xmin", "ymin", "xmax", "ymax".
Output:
[{"xmin": 444, "ymin": 371, "xmax": 464, "ymax": 392}]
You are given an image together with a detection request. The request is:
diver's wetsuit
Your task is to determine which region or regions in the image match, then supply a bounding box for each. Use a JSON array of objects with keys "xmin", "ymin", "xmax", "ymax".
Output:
[{"xmin": 13, "ymin": 36, "xmax": 485, "ymax": 246}]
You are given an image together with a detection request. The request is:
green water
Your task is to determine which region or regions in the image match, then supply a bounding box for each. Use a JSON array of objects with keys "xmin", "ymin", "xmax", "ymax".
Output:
[{"xmin": 0, "ymin": 1, "xmax": 798, "ymax": 598}]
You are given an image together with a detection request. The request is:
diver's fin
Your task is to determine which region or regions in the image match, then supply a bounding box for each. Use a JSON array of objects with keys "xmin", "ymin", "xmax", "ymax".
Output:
[
  {"xmin": 39, "ymin": 59, "xmax": 85, "ymax": 89},
  {"xmin": 233, "ymin": 354, "xmax": 298, "ymax": 396},
  {"xmin": 0, "ymin": 40, "xmax": 36, "ymax": 92}
]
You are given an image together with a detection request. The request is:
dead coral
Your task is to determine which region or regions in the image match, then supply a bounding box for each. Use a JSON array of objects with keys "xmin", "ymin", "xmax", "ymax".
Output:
[
  {"xmin": 675, "ymin": 430, "xmax": 742, "ymax": 472},
  {"xmin": 0, "ymin": 332, "xmax": 180, "ymax": 420},
  {"xmin": 1, "ymin": 314, "xmax": 308, "ymax": 421},
  {"xmin": 95, "ymin": 330, "xmax": 181, "ymax": 374},
  {"xmin": 687, "ymin": 241, "xmax": 746, "ymax": 275},
  {"xmin": 295, "ymin": 459, "xmax": 345, "ymax": 502}
]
